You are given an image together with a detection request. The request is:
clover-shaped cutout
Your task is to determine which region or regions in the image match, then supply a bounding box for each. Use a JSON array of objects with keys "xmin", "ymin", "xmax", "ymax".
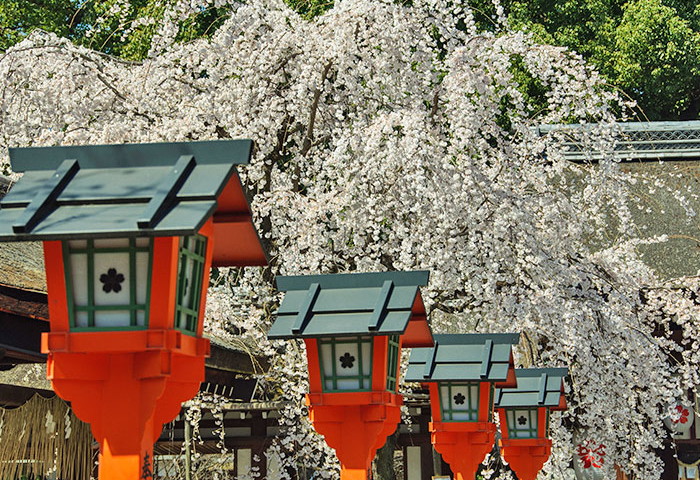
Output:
[
  {"xmin": 517, "ymin": 415, "xmax": 527, "ymax": 425},
  {"xmin": 100, "ymin": 268, "xmax": 125, "ymax": 293},
  {"xmin": 339, "ymin": 352, "xmax": 355, "ymax": 369},
  {"xmin": 453, "ymin": 393, "xmax": 466, "ymax": 405}
]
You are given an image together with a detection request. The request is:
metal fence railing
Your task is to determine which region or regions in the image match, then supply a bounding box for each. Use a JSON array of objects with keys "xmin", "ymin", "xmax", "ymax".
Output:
[{"xmin": 537, "ymin": 121, "xmax": 700, "ymax": 161}]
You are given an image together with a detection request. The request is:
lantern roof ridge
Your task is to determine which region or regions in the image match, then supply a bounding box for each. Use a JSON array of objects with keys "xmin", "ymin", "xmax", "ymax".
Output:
[
  {"xmin": 0, "ymin": 140, "xmax": 269, "ymax": 268},
  {"xmin": 505, "ymin": 367, "xmax": 568, "ymax": 377},
  {"xmin": 404, "ymin": 332, "xmax": 519, "ymax": 383},
  {"xmin": 8, "ymin": 140, "xmax": 253, "ymax": 171},
  {"xmin": 275, "ymin": 270, "xmax": 430, "ymax": 291},
  {"xmin": 495, "ymin": 367, "xmax": 568, "ymax": 410},
  {"xmin": 267, "ymin": 270, "xmax": 433, "ymax": 346},
  {"xmin": 430, "ymin": 332, "xmax": 520, "ymax": 345}
]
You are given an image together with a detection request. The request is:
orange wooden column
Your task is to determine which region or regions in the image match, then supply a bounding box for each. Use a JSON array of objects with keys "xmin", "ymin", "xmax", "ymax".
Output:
[
  {"xmin": 499, "ymin": 437, "xmax": 552, "ymax": 480},
  {"xmin": 47, "ymin": 351, "xmax": 204, "ymax": 480},
  {"xmin": 308, "ymin": 400, "xmax": 402, "ymax": 479},
  {"xmin": 498, "ymin": 406, "xmax": 551, "ymax": 480},
  {"xmin": 42, "ymin": 233, "xmax": 211, "ymax": 480},
  {"xmin": 304, "ymin": 336, "xmax": 404, "ymax": 480}
]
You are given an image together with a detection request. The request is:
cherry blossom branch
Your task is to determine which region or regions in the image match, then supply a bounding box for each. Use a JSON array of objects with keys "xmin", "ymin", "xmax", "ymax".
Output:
[{"xmin": 300, "ymin": 60, "xmax": 332, "ymax": 157}]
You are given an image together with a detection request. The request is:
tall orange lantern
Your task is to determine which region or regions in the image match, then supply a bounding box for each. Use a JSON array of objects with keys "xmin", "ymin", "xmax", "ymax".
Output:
[
  {"xmin": 405, "ymin": 333, "xmax": 519, "ymax": 480},
  {"xmin": 495, "ymin": 368, "xmax": 568, "ymax": 480},
  {"xmin": 0, "ymin": 141, "xmax": 267, "ymax": 480},
  {"xmin": 267, "ymin": 271, "xmax": 434, "ymax": 480}
]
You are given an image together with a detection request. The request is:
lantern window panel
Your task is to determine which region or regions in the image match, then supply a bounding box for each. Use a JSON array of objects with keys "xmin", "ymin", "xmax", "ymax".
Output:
[
  {"xmin": 386, "ymin": 335, "xmax": 400, "ymax": 392},
  {"xmin": 63, "ymin": 238, "xmax": 153, "ymax": 330},
  {"xmin": 439, "ymin": 382, "xmax": 480, "ymax": 422},
  {"xmin": 505, "ymin": 408, "xmax": 540, "ymax": 439},
  {"xmin": 318, "ymin": 336, "xmax": 373, "ymax": 391},
  {"xmin": 174, "ymin": 234, "xmax": 208, "ymax": 334}
]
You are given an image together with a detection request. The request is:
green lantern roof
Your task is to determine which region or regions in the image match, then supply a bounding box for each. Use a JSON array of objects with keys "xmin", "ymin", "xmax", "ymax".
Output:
[
  {"xmin": 495, "ymin": 368, "xmax": 568, "ymax": 409},
  {"xmin": 404, "ymin": 333, "xmax": 519, "ymax": 383},
  {"xmin": 0, "ymin": 140, "xmax": 255, "ymax": 241},
  {"xmin": 267, "ymin": 271, "xmax": 433, "ymax": 346}
]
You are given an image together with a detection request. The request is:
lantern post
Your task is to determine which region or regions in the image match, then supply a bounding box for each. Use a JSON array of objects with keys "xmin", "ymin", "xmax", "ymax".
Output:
[
  {"xmin": 495, "ymin": 367, "xmax": 568, "ymax": 480},
  {"xmin": 405, "ymin": 333, "xmax": 519, "ymax": 480},
  {"xmin": 267, "ymin": 271, "xmax": 434, "ymax": 480},
  {"xmin": 0, "ymin": 141, "xmax": 267, "ymax": 480}
]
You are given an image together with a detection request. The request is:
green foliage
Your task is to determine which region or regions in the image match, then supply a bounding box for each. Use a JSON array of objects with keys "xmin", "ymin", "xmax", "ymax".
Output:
[
  {"xmin": 508, "ymin": 54, "xmax": 549, "ymax": 120},
  {"xmin": 284, "ymin": 0, "xmax": 334, "ymax": 19},
  {"xmin": 0, "ymin": 0, "xmax": 78, "ymax": 52},
  {"xmin": 0, "ymin": 0, "xmax": 329, "ymax": 59},
  {"xmin": 503, "ymin": 0, "xmax": 700, "ymax": 120},
  {"xmin": 117, "ymin": 2, "xmax": 233, "ymax": 60},
  {"xmin": 0, "ymin": 0, "xmax": 235, "ymax": 60},
  {"xmin": 614, "ymin": 0, "xmax": 700, "ymax": 119}
]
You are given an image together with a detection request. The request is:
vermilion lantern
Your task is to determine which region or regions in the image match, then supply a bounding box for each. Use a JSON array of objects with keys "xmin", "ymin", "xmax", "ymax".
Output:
[
  {"xmin": 267, "ymin": 271, "xmax": 433, "ymax": 480},
  {"xmin": 405, "ymin": 333, "xmax": 519, "ymax": 480},
  {"xmin": 495, "ymin": 367, "xmax": 568, "ymax": 480},
  {"xmin": 0, "ymin": 141, "xmax": 267, "ymax": 480}
]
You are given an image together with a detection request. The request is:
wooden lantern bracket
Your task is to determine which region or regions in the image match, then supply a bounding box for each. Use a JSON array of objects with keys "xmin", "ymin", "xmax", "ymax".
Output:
[
  {"xmin": 429, "ymin": 421, "xmax": 497, "ymax": 480},
  {"xmin": 499, "ymin": 438, "xmax": 552, "ymax": 480},
  {"xmin": 46, "ymin": 345, "xmax": 208, "ymax": 480},
  {"xmin": 307, "ymin": 393, "xmax": 403, "ymax": 480}
]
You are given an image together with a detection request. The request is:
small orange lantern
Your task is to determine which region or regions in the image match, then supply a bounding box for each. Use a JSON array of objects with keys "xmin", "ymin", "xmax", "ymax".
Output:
[
  {"xmin": 267, "ymin": 271, "xmax": 433, "ymax": 480},
  {"xmin": 405, "ymin": 333, "xmax": 519, "ymax": 480},
  {"xmin": 0, "ymin": 141, "xmax": 267, "ymax": 480},
  {"xmin": 495, "ymin": 368, "xmax": 568, "ymax": 480}
]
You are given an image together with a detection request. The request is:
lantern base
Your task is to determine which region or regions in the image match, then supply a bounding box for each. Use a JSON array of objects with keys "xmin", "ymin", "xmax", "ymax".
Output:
[
  {"xmin": 306, "ymin": 392, "xmax": 402, "ymax": 480},
  {"xmin": 500, "ymin": 438, "xmax": 552, "ymax": 480},
  {"xmin": 46, "ymin": 344, "xmax": 206, "ymax": 480},
  {"xmin": 429, "ymin": 421, "xmax": 496, "ymax": 480}
]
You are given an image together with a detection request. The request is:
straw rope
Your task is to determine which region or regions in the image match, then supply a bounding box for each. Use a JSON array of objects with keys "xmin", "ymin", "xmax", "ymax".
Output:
[{"xmin": 0, "ymin": 394, "xmax": 93, "ymax": 480}]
